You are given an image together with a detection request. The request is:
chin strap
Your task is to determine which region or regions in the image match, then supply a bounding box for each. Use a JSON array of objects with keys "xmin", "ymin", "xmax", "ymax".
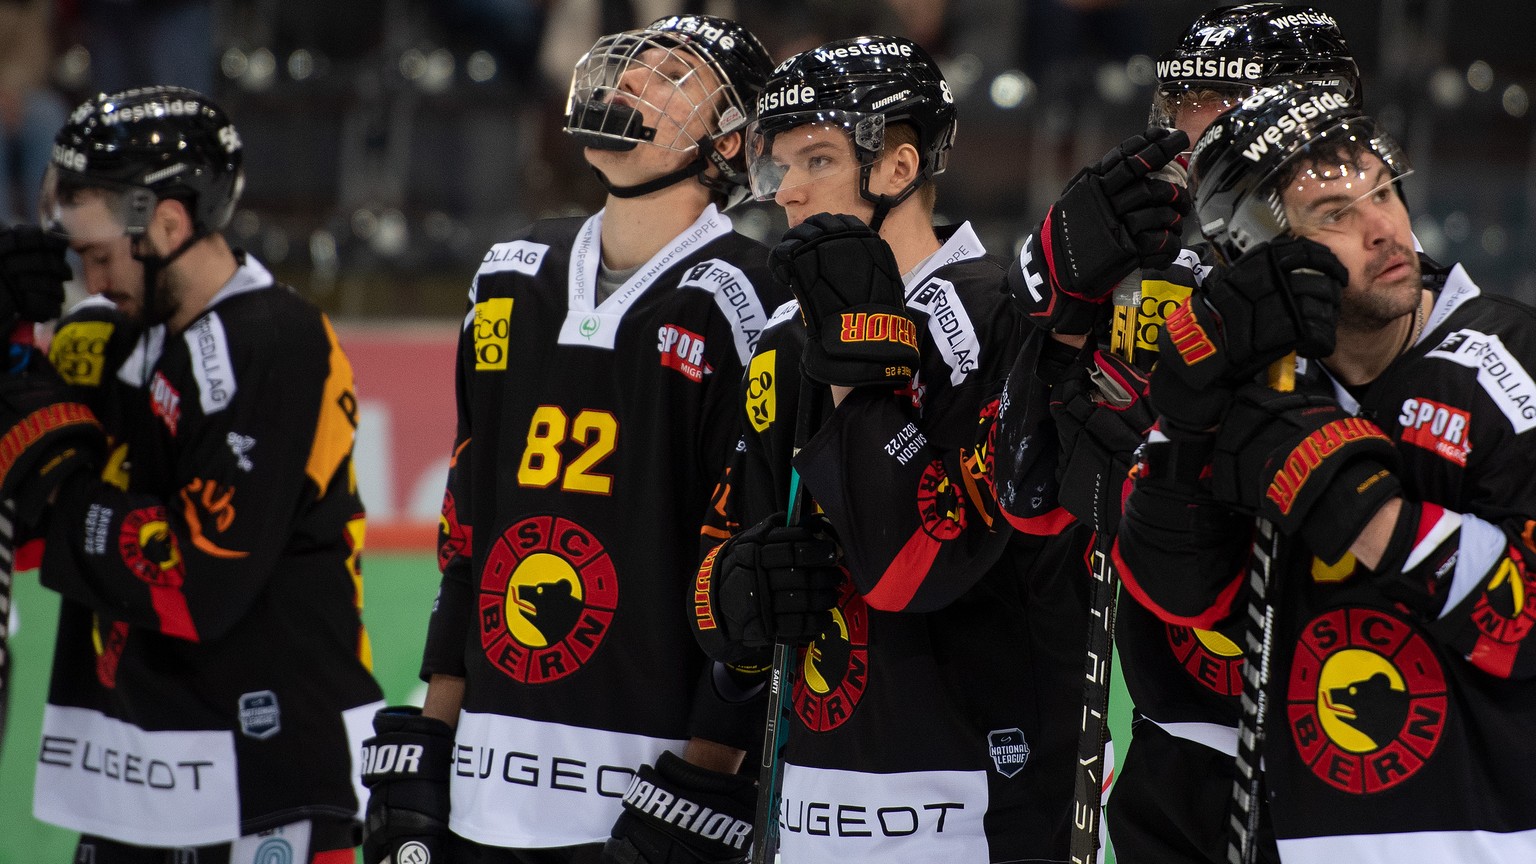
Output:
[
  {"xmin": 590, "ymin": 156, "xmax": 710, "ymax": 199},
  {"xmin": 132, "ymin": 232, "xmax": 203, "ymax": 324},
  {"xmin": 858, "ymin": 163, "xmax": 924, "ymax": 234}
]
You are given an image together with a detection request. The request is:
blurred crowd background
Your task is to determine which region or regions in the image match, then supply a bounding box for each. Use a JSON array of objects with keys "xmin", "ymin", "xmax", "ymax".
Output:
[{"xmin": 3, "ymin": 0, "xmax": 1535, "ymax": 318}]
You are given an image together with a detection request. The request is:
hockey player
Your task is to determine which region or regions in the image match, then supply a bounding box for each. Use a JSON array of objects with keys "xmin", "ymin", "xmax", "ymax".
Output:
[
  {"xmin": 358, "ymin": 15, "xmax": 787, "ymax": 864},
  {"xmin": 994, "ymin": 6, "xmax": 1365, "ymax": 862},
  {"xmin": 690, "ymin": 36, "xmax": 1089, "ymax": 863},
  {"xmin": 0, "ymin": 85, "xmax": 384, "ymax": 862},
  {"xmin": 1119, "ymin": 81, "xmax": 1536, "ymax": 862}
]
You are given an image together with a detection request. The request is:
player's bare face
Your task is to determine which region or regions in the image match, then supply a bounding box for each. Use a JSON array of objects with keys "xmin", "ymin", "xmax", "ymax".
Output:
[
  {"xmin": 584, "ymin": 45, "xmax": 721, "ymax": 184},
  {"xmin": 58, "ymin": 191, "xmax": 147, "ymax": 320},
  {"xmin": 767, "ymin": 125, "xmax": 869, "ymax": 228},
  {"xmin": 1284, "ymin": 155, "xmax": 1420, "ymax": 330}
]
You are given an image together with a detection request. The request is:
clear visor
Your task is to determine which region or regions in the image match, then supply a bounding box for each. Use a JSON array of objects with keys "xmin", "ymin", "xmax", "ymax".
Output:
[
  {"xmin": 564, "ymin": 31, "xmax": 739, "ymax": 152},
  {"xmin": 745, "ymin": 112, "xmax": 882, "ymax": 202},
  {"xmin": 39, "ymin": 165, "xmax": 156, "ymax": 243},
  {"xmin": 1283, "ymin": 162, "xmax": 1416, "ymax": 238},
  {"xmin": 1219, "ymin": 123, "xmax": 1412, "ymax": 258},
  {"xmin": 1149, "ymin": 84, "xmax": 1254, "ymax": 133}
]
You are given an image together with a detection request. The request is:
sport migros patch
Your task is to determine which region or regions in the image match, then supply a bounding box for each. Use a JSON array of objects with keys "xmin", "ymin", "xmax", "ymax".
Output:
[
  {"xmin": 658, "ymin": 323, "xmax": 710, "ymax": 382},
  {"xmin": 988, "ymin": 728, "xmax": 1031, "ymax": 778},
  {"xmin": 150, "ymin": 371, "xmax": 181, "ymax": 434},
  {"xmin": 1166, "ymin": 624, "xmax": 1244, "ymax": 696},
  {"xmin": 186, "ymin": 312, "xmax": 235, "ymax": 415},
  {"xmin": 473, "ymin": 297, "xmax": 513, "ymax": 370},
  {"xmin": 1467, "ymin": 552, "xmax": 1536, "ymax": 677},
  {"xmin": 50, "ymin": 319, "xmax": 114, "ymax": 387},
  {"xmin": 793, "ymin": 579, "xmax": 867, "ymax": 732},
  {"xmin": 1426, "ymin": 329, "xmax": 1536, "ymax": 433},
  {"xmin": 478, "ymin": 515, "xmax": 617, "ymax": 684},
  {"xmin": 1397, "ymin": 397, "xmax": 1471, "ymax": 467},
  {"xmin": 238, "ymin": 690, "xmax": 282, "ymax": 739},
  {"xmin": 479, "ymin": 239, "xmax": 549, "ymax": 277},
  {"xmin": 917, "ymin": 459, "xmax": 966, "ymax": 541},
  {"xmin": 905, "ymin": 276, "xmax": 979, "ymax": 386},
  {"xmin": 745, "ymin": 350, "xmax": 776, "ymax": 433},
  {"xmin": 1288, "ymin": 608, "xmax": 1447, "ymax": 794}
]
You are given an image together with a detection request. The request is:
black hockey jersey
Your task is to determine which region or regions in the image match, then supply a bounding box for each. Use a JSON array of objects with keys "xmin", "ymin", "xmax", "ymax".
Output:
[
  {"xmin": 1118, "ymin": 264, "xmax": 1536, "ymax": 861},
  {"xmin": 32, "ymin": 255, "xmax": 383, "ymax": 846},
  {"xmin": 421, "ymin": 206, "xmax": 786, "ymax": 849},
  {"xmin": 702, "ymin": 224, "xmax": 1087, "ymax": 863}
]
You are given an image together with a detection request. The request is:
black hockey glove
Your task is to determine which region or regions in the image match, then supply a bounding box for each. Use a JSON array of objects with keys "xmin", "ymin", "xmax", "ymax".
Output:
[
  {"xmin": 769, "ymin": 212, "xmax": 918, "ymax": 388},
  {"xmin": 693, "ymin": 512, "xmax": 842, "ymax": 666},
  {"xmin": 1010, "ymin": 126, "xmax": 1191, "ymax": 334},
  {"xmin": 1050, "ymin": 348, "xmax": 1154, "ymax": 535},
  {"xmin": 0, "ymin": 226, "xmax": 70, "ymax": 329},
  {"xmin": 603, "ymin": 751, "xmax": 757, "ymax": 864},
  {"xmin": 360, "ymin": 707, "xmax": 454, "ymax": 864},
  {"xmin": 0, "ymin": 351, "xmax": 105, "ymax": 526},
  {"xmin": 1150, "ymin": 236, "xmax": 1345, "ymax": 438},
  {"xmin": 1211, "ymin": 385, "xmax": 1402, "ymax": 563}
]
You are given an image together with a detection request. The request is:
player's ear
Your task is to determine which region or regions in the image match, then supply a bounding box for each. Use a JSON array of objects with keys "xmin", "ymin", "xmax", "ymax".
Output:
[
  {"xmin": 149, "ymin": 197, "xmax": 195, "ymax": 249},
  {"xmin": 875, "ymin": 142, "xmax": 922, "ymax": 197},
  {"xmin": 714, "ymin": 129, "xmax": 742, "ymax": 161}
]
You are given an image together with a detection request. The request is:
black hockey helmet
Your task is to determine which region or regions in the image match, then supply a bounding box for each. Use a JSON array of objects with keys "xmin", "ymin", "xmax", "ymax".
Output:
[
  {"xmin": 744, "ymin": 35, "xmax": 956, "ymax": 226},
  {"xmin": 1190, "ymin": 81, "xmax": 1410, "ymax": 264},
  {"xmin": 40, "ymin": 86, "xmax": 244, "ymax": 243},
  {"xmin": 1152, "ymin": 4, "xmax": 1360, "ymax": 132},
  {"xmin": 564, "ymin": 14, "xmax": 772, "ymax": 202}
]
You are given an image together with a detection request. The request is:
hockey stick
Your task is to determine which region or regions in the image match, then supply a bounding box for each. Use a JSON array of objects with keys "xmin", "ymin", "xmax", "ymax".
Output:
[
  {"xmin": 0, "ymin": 321, "xmax": 36, "ymax": 749},
  {"xmin": 1225, "ymin": 356, "xmax": 1294, "ymax": 864},
  {"xmin": 750, "ymin": 372, "xmax": 822, "ymax": 864},
  {"xmin": 1070, "ymin": 159, "xmax": 1193, "ymax": 864}
]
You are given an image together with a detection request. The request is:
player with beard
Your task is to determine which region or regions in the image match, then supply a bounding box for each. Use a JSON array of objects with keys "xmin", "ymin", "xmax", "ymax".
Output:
[
  {"xmin": 0, "ymin": 85, "xmax": 384, "ymax": 863},
  {"xmin": 989, "ymin": 6, "xmax": 1365, "ymax": 861},
  {"xmin": 1117, "ymin": 81, "xmax": 1536, "ymax": 863},
  {"xmin": 361, "ymin": 15, "xmax": 789, "ymax": 864}
]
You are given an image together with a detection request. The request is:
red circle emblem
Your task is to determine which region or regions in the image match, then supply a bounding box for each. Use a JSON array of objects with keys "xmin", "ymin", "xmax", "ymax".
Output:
[
  {"xmin": 120, "ymin": 506, "xmax": 184, "ymax": 587},
  {"xmin": 478, "ymin": 515, "xmax": 617, "ymax": 684},
  {"xmin": 793, "ymin": 579, "xmax": 869, "ymax": 732},
  {"xmin": 1288, "ymin": 608, "xmax": 1447, "ymax": 794},
  {"xmin": 916, "ymin": 459, "xmax": 965, "ymax": 541},
  {"xmin": 1166, "ymin": 624, "xmax": 1245, "ymax": 696}
]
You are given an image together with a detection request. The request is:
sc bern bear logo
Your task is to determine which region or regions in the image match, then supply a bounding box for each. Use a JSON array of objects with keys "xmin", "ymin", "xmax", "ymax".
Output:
[
  {"xmin": 479, "ymin": 515, "xmax": 618, "ymax": 684},
  {"xmin": 1288, "ymin": 608, "xmax": 1447, "ymax": 794},
  {"xmin": 794, "ymin": 580, "xmax": 869, "ymax": 732}
]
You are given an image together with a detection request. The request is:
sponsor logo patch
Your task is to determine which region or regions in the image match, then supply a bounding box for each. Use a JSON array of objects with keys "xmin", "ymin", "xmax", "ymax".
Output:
[
  {"xmin": 906, "ymin": 276, "xmax": 979, "ymax": 385},
  {"xmin": 745, "ymin": 350, "xmax": 776, "ymax": 433},
  {"xmin": 186, "ymin": 313, "xmax": 235, "ymax": 415},
  {"xmin": 480, "ymin": 240, "xmax": 548, "ymax": 277},
  {"xmin": 150, "ymin": 371, "xmax": 181, "ymax": 434},
  {"xmin": 478, "ymin": 515, "xmax": 617, "ymax": 684},
  {"xmin": 238, "ymin": 690, "xmax": 282, "ymax": 740},
  {"xmin": 50, "ymin": 319, "xmax": 113, "ymax": 387},
  {"xmin": 1288, "ymin": 608, "xmax": 1447, "ymax": 794},
  {"xmin": 987, "ymin": 728, "xmax": 1031, "ymax": 778},
  {"xmin": 1397, "ymin": 397, "xmax": 1471, "ymax": 466},
  {"xmin": 1426, "ymin": 329, "xmax": 1536, "ymax": 433},
  {"xmin": 658, "ymin": 323, "xmax": 710, "ymax": 382},
  {"xmin": 473, "ymin": 297, "xmax": 514, "ymax": 371}
]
